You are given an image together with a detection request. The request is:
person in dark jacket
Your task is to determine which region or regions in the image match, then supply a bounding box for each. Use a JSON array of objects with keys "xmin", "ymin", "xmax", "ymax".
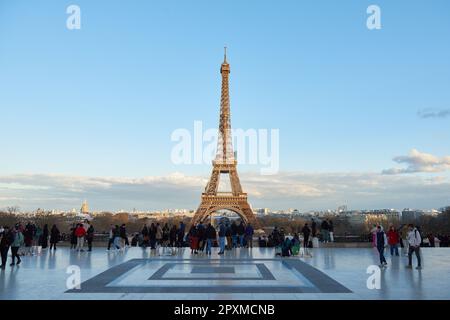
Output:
[
  {"xmin": 245, "ymin": 223, "xmax": 254, "ymax": 248},
  {"xmin": 0, "ymin": 226, "xmax": 13, "ymax": 269},
  {"xmin": 197, "ymin": 223, "xmax": 206, "ymax": 253},
  {"xmin": 120, "ymin": 224, "xmax": 129, "ymax": 247},
  {"xmin": 231, "ymin": 221, "xmax": 238, "ymax": 248},
  {"xmin": 205, "ymin": 224, "xmax": 217, "ymax": 255},
  {"xmin": 49, "ymin": 224, "xmax": 60, "ymax": 250},
  {"xmin": 302, "ymin": 223, "xmax": 311, "ymax": 249},
  {"xmin": 141, "ymin": 224, "xmax": 149, "ymax": 247},
  {"xmin": 177, "ymin": 222, "xmax": 185, "ymax": 248},
  {"xmin": 311, "ymin": 220, "xmax": 317, "ymax": 237},
  {"xmin": 86, "ymin": 223, "xmax": 94, "ymax": 252},
  {"xmin": 169, "ymin": 225, "xmax": 177, "ymax": 247},
  {"xmin": 149, "ymin": 223, "xmax": 157, "ymax": 249},
  {"xmin": 70, "ymin": 223, "xmax": 77, "ymax": 250},
  {"xmin": 376, "ymin": 226, "xmax": 388, "ymax": 268},
  {"xmin": 188, "ymin": 225, "xmax": 199, "ymax": 254},
  {"xmin": 41, "ymin": 224, "xmax": 49, "ymax": 249},
  {"xmin": 320, "ymin": 220, "xmax": 329, "ymax": 243},
  {"xmin": 237, "ymin": 221, "xmax": 245, "ymax": 247}
]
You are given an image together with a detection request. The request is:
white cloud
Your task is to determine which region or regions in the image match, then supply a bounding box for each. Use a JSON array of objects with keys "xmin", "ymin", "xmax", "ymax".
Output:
[
  {"xmin": 1, "ymin": 171, "xmax": 449, "ymax": 211},
  {"xmin": 383, "ymin": 149, "xmax": 450, "ymax": 174}
]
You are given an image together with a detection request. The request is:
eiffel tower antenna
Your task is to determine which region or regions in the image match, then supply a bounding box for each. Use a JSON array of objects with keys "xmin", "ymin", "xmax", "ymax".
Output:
[
  {"xmin": 192, "ymin": 50, "xmax": 258, "ymax": 228},
  {"xmin": 224, "ymin": 46, "xmax": 227, "ymax": 62}
]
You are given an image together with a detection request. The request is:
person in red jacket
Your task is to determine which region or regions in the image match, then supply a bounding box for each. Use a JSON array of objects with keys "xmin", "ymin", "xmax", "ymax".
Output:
[
  {"xmin": 387, "ymin": 226, "xmax": 400, "ymax": 256},
  {"xmin": 74, "ymin": 223, "xmax": 86, "ymax": 252}
]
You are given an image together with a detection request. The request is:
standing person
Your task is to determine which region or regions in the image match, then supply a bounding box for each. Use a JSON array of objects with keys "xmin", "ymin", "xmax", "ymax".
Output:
[
  {"xmin": 162, "ymin": 223, "xmax": 170, "ymax": 248},
  {"xmin": 328, "ymin": 219, "xmax": 334, "ymax": 243},
  {"xmin": 149, "ymin": 223, "xmax": 157, "ymax": 250},
  {"xmin": 376, "ymin": 225, "xmax": 388, "ymax": 268},
  {"xmin": 0, "ymin": 226, "xmax": 13, "ymax": 269},
  {"xmin": 70, "ymin": 223, "xmax": 77, "ymax": 250},
  {"xmin": 320, "ymin": 220, "xmax": 329, "ymax": 243},
  {"xmin": 75, "ymin": 223, "xmax": 86, "ymax": 252},
  {"xmin": 107, "ymin": 224, "xmax": 115, "ymax": 251},
  {"xmin": 41, "ymin": 224, "xmax": 49, "ymax": 249},
  {"xmin": 24, "ymin": 222, "xmax": 33, "ymax": 255},
  {"xmin": 311, "ymin": 220, "xmax": 317, "ymax": 238},
  {"xmin": 188, "ymin": 225, "xmax": 199, "ymax": 254},
  {"xmin": 225, "ymin": 223, "xmax": 232, "ymax": 250},
  {"xmin": 177, "ymin": 221, "xmax": 185, "ymax": 248},
  {"xmin": 33, "ymin": 225, "xmax": 42, "ymax": 255},
  {"xmin": 371, "ymin": 224, "xmax": 378, "ymax": 248},
  {"xmin": 112, "ymin": 225, "xmax": 121, "ymax": 250},
  {"xmin": 169, "ymin": 225, "xmax": 177, "ymax": 247},
  {"xmin": 406, "ymin": 224, "xmax": 422, "ymax": 270},
  {"xmin": 197, "ymin": 222, "xmax": 206, "ymax": 253},
  {"xmin": 155, "ymin": 223, "xmax": 163, "ymax": 248},
  {"xmin": 86, "ymin": 223, "xmax": 94, "ymax": 252},
  {"xmin": 218, "ymin": 222, "xmax": 226, "ymax": 255},
  {"xmin": 302, "ymin": 223, "xmax": 311, "ymax": 249},
  {"xmin": 120, "ymin": 224, "xmax": 129, "ymax": 248},
  {"xmin": 205, "ymin": 223, "xmax": 216, "ymax": 256},
  {"xmin": 231, "ymin": 221, "xmax": 238, "ymax": 248},
  {"xmin": 237, "ymin": 221, "xmax": 245, "ymax": 248},
  {"xmin": 141, "ymin": 224, "xmax": 149, "ymax": 247},
  {"xmin": 387, "ymin": 226, "xmax": 400, "ymax": 256},
  {"xmin": 245, "ymin": 223, "xmax": 254, "ymax": 248},
  {"xmin": 10, "ymin": 225, "xmax": 24, "ymax": 266},
  {"xmin": 49, "ymin": 224, "xmax": 60, "ymax": 250}
]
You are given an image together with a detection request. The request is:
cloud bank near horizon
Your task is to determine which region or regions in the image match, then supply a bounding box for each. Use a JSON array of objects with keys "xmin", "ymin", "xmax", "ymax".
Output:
[
  {"xmin": 1, "ymin": 171, "xmax": 449, "ymax": 212},
  {"xmin": 383, "ymin": 149, "xmax": 450, "ymax": 175}
]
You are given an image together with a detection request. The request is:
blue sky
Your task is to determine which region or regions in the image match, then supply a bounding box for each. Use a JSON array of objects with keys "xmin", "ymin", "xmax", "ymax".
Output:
[{"xmin": 1, "ymin": 0, "xmax": 449, "ymax": 211}]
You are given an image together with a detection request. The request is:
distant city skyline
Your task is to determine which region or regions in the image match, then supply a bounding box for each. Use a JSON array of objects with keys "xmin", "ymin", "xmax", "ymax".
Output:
[{"xmin": 1, "ymin": 1, "xmax": 449, "ymax": 211}]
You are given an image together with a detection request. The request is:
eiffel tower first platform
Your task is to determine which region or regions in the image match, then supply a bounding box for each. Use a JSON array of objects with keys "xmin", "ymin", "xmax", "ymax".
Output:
[{"xmin": 191, "ymin": 49, "xmax": 258, "ymax": 227}]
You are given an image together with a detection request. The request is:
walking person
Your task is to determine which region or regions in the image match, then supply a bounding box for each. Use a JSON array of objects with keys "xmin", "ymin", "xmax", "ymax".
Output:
[
  {"xmin": 75, "ymin": 223, "xmax": 86, "ymax": 252},
  {"xmin": 149, "ymin": 223, "xmax": 157, "ymax": 250},
  {"xmin": 10, "ymin": 225, "xmax": 24, "ymax": 266},
  {"xmin": 406, "ymin": 224, "xmax": 422, "ymax": 270},
  {"xmin": 86, "ymin": 223, "xmax": 94, "ymax": 252},
  {"xmin": 33, "ymin": 225, "xmax": 42, "ymax": 255},
  {"xmin": 245, "ymin": 223, "xmax": 254, "ymax": 248},
  {"xmin": 49, "ymin": 224, "xmax": 60, "ymax": 250},
  {"xmin": 141, "ymin": 224, "xmax": 149, "ymax": 248},
  {"xmin": 205, "ymin": 223, "xmax": 216, "ymax": 256},
  {"xmin": 376, "ymin": 225, "xmax": 388, "ymax": 268},
  {"xmin": 0, "ymin": 226, "xmax": 13, "ymax": 269},
  {"xmin": 218, "ymin": 222, "xmax": 226, "ymax": 255},
  {"xmin": 387, "ymin": 226, "xmax": 400, "ymax": 256},
  {"xmin": 24, "ymin": 222, "xmax": 33, "ymax": 255}
]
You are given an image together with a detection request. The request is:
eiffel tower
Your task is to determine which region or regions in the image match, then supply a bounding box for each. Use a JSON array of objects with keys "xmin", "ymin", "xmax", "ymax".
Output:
[{"xmin": 191, "ymin": 48, "xmax": 258, "ymax": 227}]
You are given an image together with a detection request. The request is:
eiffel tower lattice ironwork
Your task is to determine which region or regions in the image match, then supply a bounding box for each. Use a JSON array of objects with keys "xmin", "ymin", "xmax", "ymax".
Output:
[{"xmin": 191, "ymin": 49, "xmax": 258, "ymax": 227}]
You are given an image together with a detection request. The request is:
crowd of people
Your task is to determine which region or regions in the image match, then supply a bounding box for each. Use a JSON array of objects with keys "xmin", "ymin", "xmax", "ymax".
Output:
[{"xmin": 0, "ymin": 222, "xmax": 61, "ymax": 269}]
